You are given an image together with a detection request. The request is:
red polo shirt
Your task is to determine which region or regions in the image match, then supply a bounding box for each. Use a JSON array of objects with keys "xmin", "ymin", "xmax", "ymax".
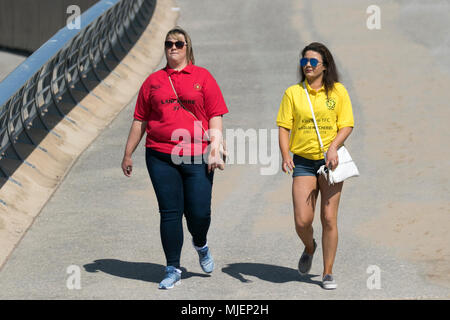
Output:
[{"xmin": 133, "ymin": 64, "xmax": 228, "ymax": 155}]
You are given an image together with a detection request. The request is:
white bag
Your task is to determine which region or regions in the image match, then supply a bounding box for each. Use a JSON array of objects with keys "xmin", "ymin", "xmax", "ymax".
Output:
[
  {"xmin": 302, "ymin": 82, "xmax": 359, "ymax": 185},
  {"xmin": 316, "ymin": 145, "xmax": 359, "ymax": 184}
]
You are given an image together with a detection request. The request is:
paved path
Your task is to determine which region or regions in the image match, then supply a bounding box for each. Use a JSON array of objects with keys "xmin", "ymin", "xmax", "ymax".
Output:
[
  {"xmin": 0, "ymin": 51, "xmax": 26, "ymax": 82},
  {"xmin": 0, "ymin": 0, "xmax": 448, "ymax": 299}
]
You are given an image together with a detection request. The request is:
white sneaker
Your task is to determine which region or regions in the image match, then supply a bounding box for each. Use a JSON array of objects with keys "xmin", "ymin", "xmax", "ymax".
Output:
[
  {"xmin": 159, "ymin": 266, "xmax": 182, "ymax": 289},
  {"xmin": 322, "ymin": 274, "xmax": 337, "ymax": 290}
]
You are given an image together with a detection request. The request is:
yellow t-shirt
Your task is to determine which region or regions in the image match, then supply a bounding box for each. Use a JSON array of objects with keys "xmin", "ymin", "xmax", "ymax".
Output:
[{"xmin": 276, "ymin": 81, "xmax": 354, "ymax": 160}]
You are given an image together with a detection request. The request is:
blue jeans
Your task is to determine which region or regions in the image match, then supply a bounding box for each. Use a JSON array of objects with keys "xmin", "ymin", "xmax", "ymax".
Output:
[{"xmin": 145, "ymin": 148, "xmax": 214, "ymax": 268}]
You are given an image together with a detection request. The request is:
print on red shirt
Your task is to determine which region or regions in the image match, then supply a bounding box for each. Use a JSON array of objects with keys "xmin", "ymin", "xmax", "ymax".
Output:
[{"xmin": 133, "ymin": 64, "xmax": 228, "ymax": 156}]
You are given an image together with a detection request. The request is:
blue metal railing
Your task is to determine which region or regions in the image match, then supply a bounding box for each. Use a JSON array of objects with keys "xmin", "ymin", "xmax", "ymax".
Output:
[{"xmin": 0, "ymin": 0, "xmax": 156, "ymax": 188}]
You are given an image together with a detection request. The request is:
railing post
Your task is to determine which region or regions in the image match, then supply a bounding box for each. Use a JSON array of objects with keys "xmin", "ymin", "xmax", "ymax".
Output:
[{"xmin": 0, "ymin": 0, "xmax": 157, "ymax": 187}]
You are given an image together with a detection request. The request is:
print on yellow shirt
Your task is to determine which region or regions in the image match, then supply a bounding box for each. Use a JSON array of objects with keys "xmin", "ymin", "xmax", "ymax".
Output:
[{"xmin": 276, "ymin": 81, "xmax": 354, "ymax": 160}]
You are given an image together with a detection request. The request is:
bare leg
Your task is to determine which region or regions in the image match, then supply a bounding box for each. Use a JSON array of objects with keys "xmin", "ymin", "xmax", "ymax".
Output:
[
  {"xmin": 318, "ymin": 175, "xmax": 343, "ymax": 276},
  {"xmin": 292, "ymin": 176, "xmax": 319, "ymax": 254}
]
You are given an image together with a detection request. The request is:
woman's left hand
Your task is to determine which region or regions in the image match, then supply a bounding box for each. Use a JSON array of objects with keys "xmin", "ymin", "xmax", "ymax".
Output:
[
  {"xmin": 208, "ymin": 145, "xmax": 225, "ymax": 172},
  {"xmin": 326, "ymin": 146, "xmax": 339, "ymax": 171}
]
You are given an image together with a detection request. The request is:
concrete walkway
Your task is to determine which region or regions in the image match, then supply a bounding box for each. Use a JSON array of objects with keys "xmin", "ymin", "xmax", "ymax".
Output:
[{"xmin": 0, "ymin": 51, "xmax": 26, "ymax": 82}]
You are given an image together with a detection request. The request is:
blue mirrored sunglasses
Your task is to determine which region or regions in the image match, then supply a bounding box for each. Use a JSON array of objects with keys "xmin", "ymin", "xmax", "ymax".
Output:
[{"xmin": 300, "ymin": 57, "xmax": 320, "ymax": 67}]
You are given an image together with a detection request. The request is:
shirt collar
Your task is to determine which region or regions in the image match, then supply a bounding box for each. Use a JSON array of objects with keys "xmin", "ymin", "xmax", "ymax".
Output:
[
  {"xmin": 304, "ymin": 79, "xmax": 325, "ymax": 93},
  {"xmin": 165, "ymin": 63, "xmax": 193, "ymax": 75}
]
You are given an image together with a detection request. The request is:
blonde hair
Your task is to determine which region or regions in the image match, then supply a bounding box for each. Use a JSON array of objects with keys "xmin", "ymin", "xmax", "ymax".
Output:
[{"xmin": 165, "ymin": 26, "xmax": 195, "ymax": 65}]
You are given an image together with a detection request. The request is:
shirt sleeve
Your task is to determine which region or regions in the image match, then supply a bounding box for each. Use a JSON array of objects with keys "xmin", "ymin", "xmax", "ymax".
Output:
[
  {"xmin": 203, "ymin": 71, "xmax": 228, "ymax": 119},
  {"xmin": 276, "ymin": 90, "xmax": 294, "ymax": 130},
  {"xmin": 133, "ymin": 81, "xmax": 151, "ymax": 121},
  {"xmin": 336, "ymin": 85, "xmax": 354, "ymax": 129}
]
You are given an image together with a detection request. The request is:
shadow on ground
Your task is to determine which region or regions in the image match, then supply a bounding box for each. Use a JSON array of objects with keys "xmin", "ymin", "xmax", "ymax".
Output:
[
  {"xmin": 222, "ymin": 263, "xmax": 322, "ymax": 286},
  {"xmin": 221, "ymin": 263, "xmax": 322, "ymax": 287},
  {"xmin": 83, "ymin": 259, "xmax": 209, "ymax": 283}
]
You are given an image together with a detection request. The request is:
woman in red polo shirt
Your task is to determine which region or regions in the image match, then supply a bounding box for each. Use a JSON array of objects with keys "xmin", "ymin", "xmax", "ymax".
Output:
[{"xmin": 121, "ymin": 27, "xmax": 228, "ymax": 289}]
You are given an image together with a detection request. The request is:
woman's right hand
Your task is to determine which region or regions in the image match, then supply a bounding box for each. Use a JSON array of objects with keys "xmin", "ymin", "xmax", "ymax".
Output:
[
  {"xmin": 121, "ymin": 155, "xmax": 133, "ymax": 177},
  {"xmin": 282, "ymin": 156, "xmax": 294, "ymax": 174}
]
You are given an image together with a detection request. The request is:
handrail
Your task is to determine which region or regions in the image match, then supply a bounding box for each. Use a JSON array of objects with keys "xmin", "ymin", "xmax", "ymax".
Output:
[{"xmin": 0, "ymin": 0, "xmax": 156, "ymax": 186}]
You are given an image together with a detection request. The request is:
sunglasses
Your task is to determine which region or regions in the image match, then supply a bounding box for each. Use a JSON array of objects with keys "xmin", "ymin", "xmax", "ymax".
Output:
[
  {"xmin": 165, "ymin": 40, "xmax": 187, "ymax": 49},
  {"xmin": 300, "ymin": 57, "xmax": 322, "ymax": 67}
]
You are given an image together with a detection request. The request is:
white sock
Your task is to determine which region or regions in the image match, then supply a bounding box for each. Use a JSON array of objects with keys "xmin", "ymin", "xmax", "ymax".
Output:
[{"xmin": 193, "ymin": 241, "xmax": 208, "ymax": 251}]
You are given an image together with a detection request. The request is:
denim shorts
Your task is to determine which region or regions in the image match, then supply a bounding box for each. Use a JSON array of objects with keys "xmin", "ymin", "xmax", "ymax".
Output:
[{"xmin": 292, "ymin": 154, "xmax": 326, "ymax": 177}]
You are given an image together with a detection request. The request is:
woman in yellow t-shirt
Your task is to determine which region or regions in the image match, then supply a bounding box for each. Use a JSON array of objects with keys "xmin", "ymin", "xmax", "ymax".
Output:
[{"xmin": 277, "ymin": 42, "xmax": 354, "ymax": 290}]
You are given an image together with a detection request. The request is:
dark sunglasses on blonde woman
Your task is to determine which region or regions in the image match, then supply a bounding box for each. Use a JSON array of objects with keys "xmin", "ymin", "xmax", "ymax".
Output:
[{"xmin": 165, "ymin": 40, "xmax": 186, "ymax": 49}]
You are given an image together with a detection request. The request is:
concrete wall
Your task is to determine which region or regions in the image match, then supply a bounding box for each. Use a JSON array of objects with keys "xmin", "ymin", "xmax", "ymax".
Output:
[{"xmin": 0, "ymin": 0, "xmax": 98, "ymax": 53}]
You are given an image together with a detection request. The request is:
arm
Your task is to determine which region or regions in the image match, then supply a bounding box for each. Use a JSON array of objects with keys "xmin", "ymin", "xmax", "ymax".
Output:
[
  {"xmin": 208, "ymin": 116, "xmax": 224, "ymax": 172},
  {"xmin": 326, "ymin": 126, "xmax": 353, "ymax": 170},
  {"xmin": 279, "ymin": 126, "xmax": 294, "ymax": 173},
  {"xmin": 121, "ymin": 119, "xmax": 147, "ymax": 177}
]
